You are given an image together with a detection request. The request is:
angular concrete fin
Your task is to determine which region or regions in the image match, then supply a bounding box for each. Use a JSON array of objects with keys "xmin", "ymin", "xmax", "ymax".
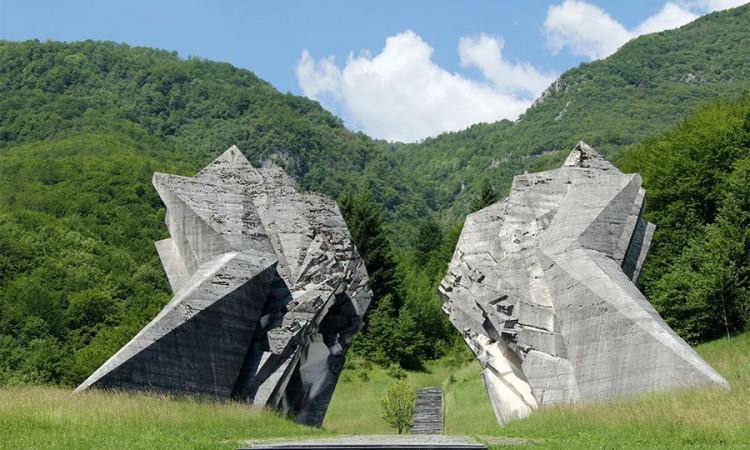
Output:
[
  {"xmin": 623, "ymin": 219, "xmax": 655, "ymax": 283},
  {"xmin": 344, "ymin": 259, "xmax": 372, "ymax": 317},
  {"xmin": 563, "ymin": 141, "xmax": 617, "ymax": 171},
  {"xmin": 75, "ymin": 253, "xmax": 277, "ymax": 396},
  {"xmin": 154, "ymin": 238, "xmax": 190, "ymax": 294},
  {"xmin": 154, "ymin": 171, "xmax": 275, "ymax": 258},
  {"xmin": 480, "ymin": 343, "xmax": 538, "ymax": 425},
  {"xmin": 153, "ymin": 173, "xmax": 235, "ymax": 272},
  {"xmin": 254, "ymin": 197, "xmax": 313, "ymax": 282},
  {"xmin": 249, "ymin": 352, "xmax": 300, "ymax": 407},
  {"xmin": 155, "ymin": 172, "xmax": 238, "ymax": 239},
  {"xmin": 578, "ymin": 175, "xmax": 642, "ymax": 257},
  {"xmin": 540, "ymin": 176, "xmax": 630, "ymax": 255},
  {"xmin": 548, "ymin": 249, "xmax": 728, "ymax": 391},
  {"xmin": 613, "ymin": 185, "xmax": 647, "ymax": 264}
]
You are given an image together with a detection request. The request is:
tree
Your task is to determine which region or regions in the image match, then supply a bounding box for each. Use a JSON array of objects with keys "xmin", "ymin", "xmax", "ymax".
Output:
[
  {"xmin": 380, "ymin": 380, "xmax": 416, "ymax": 434},
  {"xmin": 339, "ymin": 188, "xmax": 412, "ymax": 364},
  {"xmin": 471, "ymin": 178, "xmax": 497, "ymax": 212},
  {"xmin": 619, "ymin": 98, "xmax": 750, "ymax": 342},
  {"xmin": 338, "ymin": 188, "xmax": 400, "ymax": 306},
  {"xmin": 414, "ymin": 220, "xmax": 442, "ymax": 265}
]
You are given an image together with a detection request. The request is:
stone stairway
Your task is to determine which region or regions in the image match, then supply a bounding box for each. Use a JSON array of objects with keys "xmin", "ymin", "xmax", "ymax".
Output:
[{"xmin": 411, "ymin": 387, "xmax": 443, "ymax": 434}]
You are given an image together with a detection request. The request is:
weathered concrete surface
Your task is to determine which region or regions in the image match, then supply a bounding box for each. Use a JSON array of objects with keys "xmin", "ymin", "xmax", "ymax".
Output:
[
  {"xmin": 439, "ymin": 142, "xmax": 728, "ymax": 426},
  {"xmin": 75, "ymin": 145, "xmax": 372, "ymax": 426}
]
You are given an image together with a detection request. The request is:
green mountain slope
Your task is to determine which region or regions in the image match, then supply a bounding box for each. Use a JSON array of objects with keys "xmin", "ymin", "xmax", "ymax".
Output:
[
  {"xmin": 0, "ymin": 40, "xmax": 425, "ymax": 229},
  {"xmin": 0, "ymin": 131, "xmax": 195, "ymax": 384},
  {"xmin": 2, "ymin": 6, "xmax": 750, "ymax": 238},
  {"xmin": 394, "ymin": 4, "xmax": 750, "ymax": 219}
]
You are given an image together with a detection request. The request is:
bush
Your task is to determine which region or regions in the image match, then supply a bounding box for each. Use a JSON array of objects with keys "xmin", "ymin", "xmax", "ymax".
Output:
[
  {"xmin": 387, "ymin": 363, "xmax": 406, "ymax": 380},
  {"xmin": 380, "ymin": 380, "xmax": 415, "ymax": 434}
]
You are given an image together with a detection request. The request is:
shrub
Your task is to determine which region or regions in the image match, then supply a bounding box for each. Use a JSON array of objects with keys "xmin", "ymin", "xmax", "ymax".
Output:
[
  {"xmin": 380, "ymin": 380, "xmax": 415, "ymax": 434},
  {"xmin": 387, "ymin": 363, "xmax": 406, "ymax": 380}
]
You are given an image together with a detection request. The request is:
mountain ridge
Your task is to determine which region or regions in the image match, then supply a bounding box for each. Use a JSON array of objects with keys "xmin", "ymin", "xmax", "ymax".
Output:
[{"xmin": 392, "ymin": 4, "xmax": 750, "ymax": 221}]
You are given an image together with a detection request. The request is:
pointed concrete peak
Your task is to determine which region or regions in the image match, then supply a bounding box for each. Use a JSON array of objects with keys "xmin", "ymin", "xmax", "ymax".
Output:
[
  {"xmin": 223, "ymin": 144, "xmax": 243, "ymax": 159},
  {"xmin": 563, "ymin": 141, "xmax": 616, "ymax": 171},
  {"xmin": 197, "ymin": 145, "xmax": 257, "ymax": 179},
  {"xmin": 563, "ymin": 141, "xmax": 598, "ymax": 166},
  {"xmin": 215, "ymin": 144, "xmax": 252, "ymax": 167}
]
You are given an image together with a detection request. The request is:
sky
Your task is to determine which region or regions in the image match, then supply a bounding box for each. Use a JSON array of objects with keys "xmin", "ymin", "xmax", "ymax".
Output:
[{"xmin": 1, "ymin": 0, "xmax": 747, "ymax": 142}]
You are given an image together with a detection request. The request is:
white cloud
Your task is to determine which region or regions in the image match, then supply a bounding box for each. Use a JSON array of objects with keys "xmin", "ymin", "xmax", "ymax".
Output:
[
  {"xmin": 636, "ymin": 3, "xmax": 699, "ymax": 35},
  {"xmin": 544, "ymin": 1, "xmax": 698, "ymax": 60},
  {"xmin": 296, "ymin": 2, "xmax": 749, "ymax": 141},
  {"xmin": 544, "ymin": 1, "xmax": 631, "ymax": 59},
  {"xmin": 458, "ymin": 34, "xmax": 556, "ymax": 98},
  {"xmin": 295, "ymin": 53, "xmax": 341, "ymax": 101},
  {"xmin": 297, "ymin": 30, "xmax": 555, "ymax": 142},
  {"xmin": 697, "ymin": 0, "xmax": 749, "ymax": 11}
]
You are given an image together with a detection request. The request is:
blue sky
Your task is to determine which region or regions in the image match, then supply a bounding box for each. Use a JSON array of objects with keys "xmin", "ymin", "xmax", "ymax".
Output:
[{"xmin": 1, "ymin": 0, "xmax": 746, "ymax": 141}]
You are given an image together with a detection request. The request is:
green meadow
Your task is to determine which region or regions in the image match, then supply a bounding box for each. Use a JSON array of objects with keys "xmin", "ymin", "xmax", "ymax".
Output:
[{"xmin": 1, "ymin": 332, "xmax": 747, "ymax": 449}]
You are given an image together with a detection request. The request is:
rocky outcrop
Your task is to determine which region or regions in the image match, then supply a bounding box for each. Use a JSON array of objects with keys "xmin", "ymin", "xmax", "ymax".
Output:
[
  {"xmin": 75, "ymin": 145, "xmax": 372, "ymax": 427},
  {"xmin": 439, "ymin": 142, "xmax": 728, "ymax": 426}
]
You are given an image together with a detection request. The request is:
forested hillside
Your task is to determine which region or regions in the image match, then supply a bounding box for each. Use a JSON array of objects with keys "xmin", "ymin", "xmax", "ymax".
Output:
[
  {"xmin": 394, "ymin": 4, "xmax": 750, "ymax": 220},
  {"xmin": 2, "ymin": 5, "xmax": 749, "ymax": 236},
  {"xmin": 1, "ymin": 5, "xmax": 750, "ymax": 385},
  {"xmin": 618, "ymin": 97, "xmax": 750, "ymax": 342},
  {"xmin": 0, "ymin": 40, "xmax": 426, "ymax": 230},
  {"xmin": 0, "ymin": 132, "xmax": 189, "ymax": 383}
]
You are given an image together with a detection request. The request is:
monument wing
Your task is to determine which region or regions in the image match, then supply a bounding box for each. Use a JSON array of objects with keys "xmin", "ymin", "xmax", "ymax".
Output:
[
  {"xmin": 439, "ymin": 142, "xmax": 728, "ymax": 426},
  {"xmin": 75, "ymin": 145, "xmax": 373, "ymax": 427}
]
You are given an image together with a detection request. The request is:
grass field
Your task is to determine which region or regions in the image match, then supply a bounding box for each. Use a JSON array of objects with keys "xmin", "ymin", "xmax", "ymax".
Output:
[
  {"xmin": 327, "ymin": 333, "xmax": 750, "ymax": 448},
  {"xmin": 0, "ymin": 387, "xmax": 324, "ymax": 449},
  {"xmin": 1, "ymin": 333, "xmax": 748, "ymax": 449}
]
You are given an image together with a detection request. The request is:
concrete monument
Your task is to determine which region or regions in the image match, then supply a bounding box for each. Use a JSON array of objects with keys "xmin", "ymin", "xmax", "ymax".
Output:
[
  {"xmin": 439, "ymin": 142, "xmax": 728, "ymax": 425},
  {"xmin": 75, "ymin": 145, "xmax": 372, "ymax": 426}
]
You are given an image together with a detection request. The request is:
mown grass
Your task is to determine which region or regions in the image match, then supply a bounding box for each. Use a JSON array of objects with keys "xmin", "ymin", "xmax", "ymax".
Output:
[
  {"xmin": 326, "ymin": 332, "xmax": 750, "ymax": 449},
  {"xmin": 0, "ymin": 387, "xmax": 324, "ymax": 449},
  {"xmin": 1, "ymin": 333, "xmax": 747, "ymax": 449},
  {"xmin": 482, "ymin": 332, "xmax": 750, "ymax": 449}
]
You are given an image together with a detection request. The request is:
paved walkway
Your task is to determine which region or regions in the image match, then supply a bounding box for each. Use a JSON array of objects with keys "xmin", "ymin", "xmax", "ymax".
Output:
[
  {"xmin": 411, "ymin": 387, "xmax": 444, "ymax": 434},
  {"xmin": 242, "ymin": 435, "xmax": 486, "ymax": 449}
]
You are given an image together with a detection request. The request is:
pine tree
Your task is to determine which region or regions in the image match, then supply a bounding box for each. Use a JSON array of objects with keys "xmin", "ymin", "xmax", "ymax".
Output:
[
  {"xmin": 339, "ymin": 188, "xmax": 411, "ymax": 365},
  {"xmin": 414, "ymin": 220, "xmax": 442, "ymax": 266},
  {"xmin": 471, "ymin": 178, "xmax": 497, "ymax": 212},
  {"xmin": 338, "ymin": 188, "xmax": 400, "ymax": 307}
]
